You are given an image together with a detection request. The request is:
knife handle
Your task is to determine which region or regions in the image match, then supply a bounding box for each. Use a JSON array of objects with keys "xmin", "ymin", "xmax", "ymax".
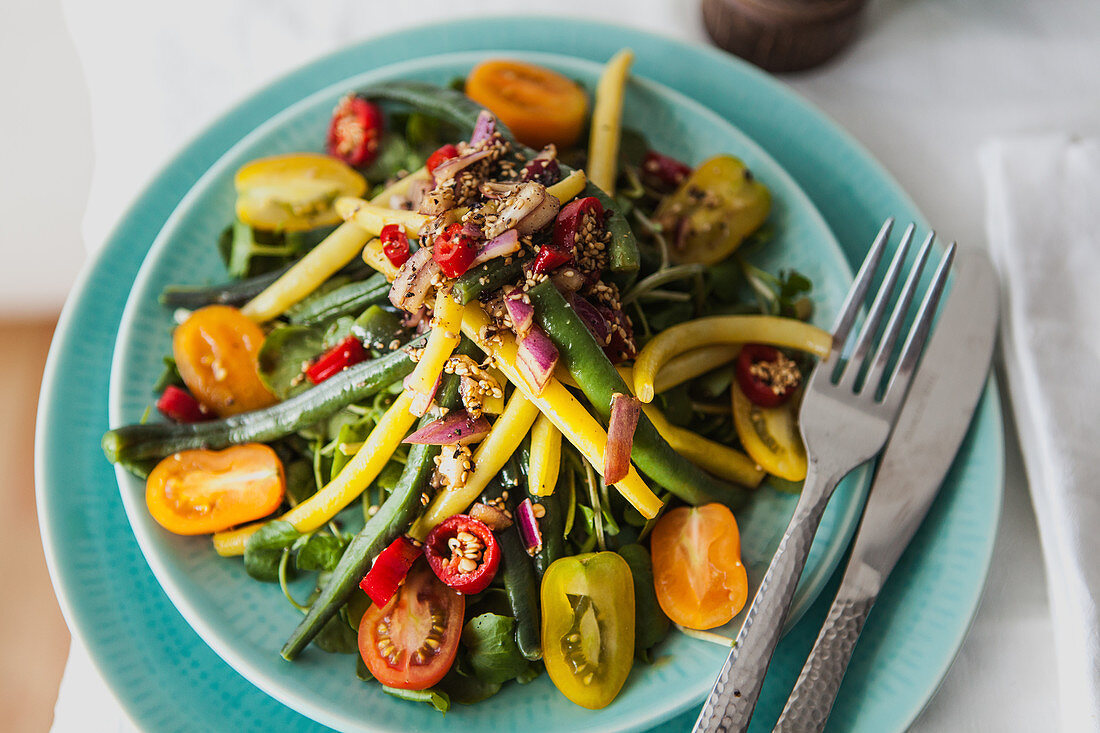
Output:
[{"xmin": 774, "ymin": 562, "xmax": 881, "ymax": 732}]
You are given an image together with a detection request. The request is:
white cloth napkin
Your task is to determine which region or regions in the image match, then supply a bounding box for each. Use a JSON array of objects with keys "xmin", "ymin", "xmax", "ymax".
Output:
[{"xmin": 982, "ymin": 135, "xmax": 1100, "ymax": 732}]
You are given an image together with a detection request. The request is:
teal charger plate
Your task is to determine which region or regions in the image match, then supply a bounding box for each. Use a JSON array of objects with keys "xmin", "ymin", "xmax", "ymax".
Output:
[{"xmin": 35, "ymin": 17, "xmax": 1003, "ymax": 733}]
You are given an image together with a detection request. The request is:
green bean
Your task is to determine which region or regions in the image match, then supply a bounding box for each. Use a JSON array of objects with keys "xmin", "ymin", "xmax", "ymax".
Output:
[
  {"xmin": 102, "ymin": 334, "xmax": 427, "ymax": 475},
  {"xmin": 287, "ymin": 272, "xmax": 390, "ymax": 326},
  {"xmin": 618, "ymin": 543, "xmax": 669, "ymax": 657},
  {"xmin": 452, "ymin": 256, "xmax": 529, "ymax": 305},
  {"xmin": 280, "ymin": 342, "xmax": 474, "ymax": 660},
  {"xmin": 526, "ymin": 279, "xmax": 749, "ymax": 509}
]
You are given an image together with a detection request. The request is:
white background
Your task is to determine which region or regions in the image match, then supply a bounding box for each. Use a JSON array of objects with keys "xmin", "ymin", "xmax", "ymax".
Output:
[{"xmin": 7, "ymin": 0, "xmax": 1099, "ymax": 730}]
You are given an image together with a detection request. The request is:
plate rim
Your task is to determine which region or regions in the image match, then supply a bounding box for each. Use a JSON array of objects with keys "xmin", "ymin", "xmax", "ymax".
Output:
[
  {"xmin": 34, "ymin": 15, "xmax": 1005, "ymax": 733},
  {"xmin": 106, "ymin": 47, "xmax": 870, "ymax": 733}
]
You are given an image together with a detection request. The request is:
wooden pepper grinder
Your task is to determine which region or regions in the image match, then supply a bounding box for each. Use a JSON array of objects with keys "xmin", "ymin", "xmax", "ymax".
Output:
[{"xmin": 702, "ymin": 0, "xmax": 868, "ymax": 72}]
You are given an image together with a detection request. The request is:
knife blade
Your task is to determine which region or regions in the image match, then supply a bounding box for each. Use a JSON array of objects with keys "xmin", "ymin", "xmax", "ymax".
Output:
[{"xmin": 774, "ymin": 247, "xmax": 1000, "ymax": 732}]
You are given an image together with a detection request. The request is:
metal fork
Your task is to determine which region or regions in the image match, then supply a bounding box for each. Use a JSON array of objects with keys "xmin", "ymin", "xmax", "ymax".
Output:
[{"xmin": 693, "ymin": 219, "xmax": 956, "ymax": 733}]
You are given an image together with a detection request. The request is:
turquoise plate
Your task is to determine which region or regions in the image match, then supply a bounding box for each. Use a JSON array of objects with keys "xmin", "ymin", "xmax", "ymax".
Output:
[
  {"xmin": 36, "ymin": 17, "xmax": 1003, "ymax": 733},
  {"xmin": 107, "ymin": 50, "xmax": 867, "ymax": 733}
]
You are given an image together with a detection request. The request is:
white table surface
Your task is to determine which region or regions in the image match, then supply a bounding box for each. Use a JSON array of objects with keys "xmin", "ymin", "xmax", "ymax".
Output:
[{"xmin": 22, "ymin": 0, "xmax": 1100, "ymax": 730}]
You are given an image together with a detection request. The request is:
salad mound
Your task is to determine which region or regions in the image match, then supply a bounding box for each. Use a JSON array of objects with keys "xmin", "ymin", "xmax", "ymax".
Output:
[{"xmin": 103, "ymin": 50, "xmax": 830, "ymax": 713}]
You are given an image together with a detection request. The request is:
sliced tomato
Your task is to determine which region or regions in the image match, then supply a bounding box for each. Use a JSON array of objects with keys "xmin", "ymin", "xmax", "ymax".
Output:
[
  {"xmin": 541, "ymin": 552, "xmax": 634, "ymax": 709},
  {"xmin": 358, "ymin": 560, "xmax": 464, "ymax": 690},
  {"xmin": 735, "ymin": 344, "xmax": 801, "ymax": 408},
  {"xmin": 650, "ymin": 503, "xmax": 748, "ymax": 630},
  {"xmin": 235, "ymin": 153, "xmax": 366, "ymax": 232},
  {"xmin": 423, "ymin": 515, "xmax": 500, "ymax": 594},
  {"xmin": 173, "ymin": 305, "xmax": 276, "ymax": 417},
  {"xmin": 731, "ymin": 379, "xmax": 808, "ymax": 481},
  {"xmin": 326, "ymin": 94, "xmax": 384, "ymax": 167},
  {"xmin": 425, "ymin": 144, "xmax": 459, "ymax": 175},
  {"xmin": 146, "ymin": 444, "xmax": 285, "ymax": 535}
]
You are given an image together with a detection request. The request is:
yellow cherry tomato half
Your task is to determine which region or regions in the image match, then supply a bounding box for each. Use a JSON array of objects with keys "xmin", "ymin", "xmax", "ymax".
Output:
[
  {"xmin": 466, "ymin": 60, "xmax": 589, "ymax": 150},
  {"xmin": 650, "ymin": 503, "xmax": 748, "ymax": 630},
  {"xmin": 146, "ymin": 444, "xmax": 285, "ymax": 535},
  {"xmin": 654, "ymin": 155, "xmax": 771, "ymax": 265},
  {"xmin": 173, "ymin": 305, "xmax": 277, "ymax": 417},
  {"xmin": 235, "ymin": 153, "xmax": 367, "ymax": 232},
  {"xmin": 541, "ymin": 552, "xmax": 634, "ymax": 709},
  {"xmin": 731, "ymin": 378, "xmax": 807, "ymax": 481}
]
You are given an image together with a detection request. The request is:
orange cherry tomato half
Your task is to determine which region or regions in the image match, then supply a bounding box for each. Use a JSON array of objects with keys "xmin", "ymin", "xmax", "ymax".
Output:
[
  {"xmin": 465, "ymin": 60, "xmax": 588, "ymax": 149},
  {"xmin": 146, "ymin": 444, "xmax": 286, "ymax": 535},
  {"xmin": 358, "ymin": 560, "xmax": 465, "ymax": 690},
  {"xmin": 172, "ymin": 305, "xmax": 277, "ymax": 417},
  {"xmin": 649, "ymin": 503, "xmax": 748, "ymax": 630}
]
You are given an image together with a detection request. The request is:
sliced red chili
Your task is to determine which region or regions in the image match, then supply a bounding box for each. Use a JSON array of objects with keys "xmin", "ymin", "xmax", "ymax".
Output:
[
  {"xmin": 155, "ymin": 384, "xmax": 211, "ymax": 423},
  {"xmin": 641, "ymin": 150, "xmax": 693, "ymax": 190},
  {"xmin": 379, "ymin": 223, "xmax": 410, "ymax": 268},
  {"xmin": 359, "ymin": 535, "xmax": 422, "ymax": 607},
  {"xmin": 423, "ymin": 515, "xmax": 501, "ymax": 595},
  {"xmin": 327, "ymin": 94, "xmax": 384, "ymax": 167},
  {"xmin": 432, "ymin": 223, "xmax": 479, "ymax": 278},
  {"xmin": 532, "ymin": 244, "xmax": 573, "ymax": 273},
  {"xmin": 735, "ymin": 344, "xmax": 802, "ymax": 408},
  {"xmin": 305, "ymin": 336, "xmax": 368, "ymax": 385},
  {"xmin": 552, "ymin": 196, "xmax": 604, "ymax": 254},
  {"xmin": 426, "ymin": 143, "xmax": 460, "ymax": 174}
]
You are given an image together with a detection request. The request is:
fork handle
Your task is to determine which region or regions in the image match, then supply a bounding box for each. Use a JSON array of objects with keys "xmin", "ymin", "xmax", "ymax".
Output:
[
  {"xmin": 693, "ymin": 467, "xmax": 841, "ymax": 733},
  {"xmin": 774, "ymin": 561, "xmax": 882, "ymax": 732}
]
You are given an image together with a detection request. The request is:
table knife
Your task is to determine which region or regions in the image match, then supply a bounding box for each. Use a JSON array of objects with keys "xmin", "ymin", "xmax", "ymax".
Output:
[{"xmin": 773, "ymin": 248, "xmax": 1000, "ymax": 732}]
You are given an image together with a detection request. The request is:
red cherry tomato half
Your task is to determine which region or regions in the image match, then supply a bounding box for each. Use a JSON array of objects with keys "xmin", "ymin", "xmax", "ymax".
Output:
[
  {"xmin": 426, "ymin": 144, "xmax": 460, "ymax": 174},
  {"xmin": 379, "ymin": 223, "xmax": 411, "ymax": 268},
  {"xmin": 735, "ymin": 344, "xmax": 801, "ymax": 408},
  {"xmin": 358, "ymin": 535, "xmax": 422, "ymax": 607},
  {"xmin": 641, "ymin": 150, "xmax": 693, "ymax": 190},
  {"xmin": 305, "ymin": 336, "xmax": 368, "ymax": 385},
  {"xmin": 358, "ymin": 560, "xmax": 464, "ymax": 690},
  {"xmin": 327, "ymin": 94, "xmax": 384, "ymax": 167},
  {"xmin": 423, "ymin": 515, "xmax": 501, "ymax": 595},
  {"xmin": 432, "ymin": 223, "xmax": 479, "ymax": 278},
  {"xmin": 155, "ymin": 385, "xmax": 211, "ymax": 423}
]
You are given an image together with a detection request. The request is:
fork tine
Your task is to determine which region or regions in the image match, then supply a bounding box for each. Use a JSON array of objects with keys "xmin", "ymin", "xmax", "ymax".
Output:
[
  {"xmin": 829, "ymin": 218, "xmax": 894, "ymax": 354},
  {"xmin": 882, "ymin": 241, "xmax": 957, "ymax": 408},
  {"xmin": 837, "ymin": 223, "xmax": 916, "ymax": 389},
  {"xmin": 860, "ymin": 230, "xmax": 937, "ymax": 395}
]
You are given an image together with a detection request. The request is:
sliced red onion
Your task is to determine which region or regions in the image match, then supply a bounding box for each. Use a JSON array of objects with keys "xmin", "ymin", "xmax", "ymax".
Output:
[
  {"xmin": 600, "ymin": 305, "xmax": 638, "ymax": 363},
  {"xmin": 521, "ymin": 146, "xmax": 561, "ymax": 186},
  {"xmin": 491, "ymin": 182, "xmax": 555, "ymax": 236},
  {"xmin": 403, "ymin": 178, "xmax": 433, "ymax": 211},
  {"xmin": 516, "ymin": 326, "xmax": 559, "ymax": 394},
  {"xmin": 405, "ymin": 371, "xmax": 444, "ymax": 417},
  {"xmin": 431, "ymin": 147, "xmax": 494, "ymax": 182},
  {"xmin": 402, "ymin": 305, "xmax": 429, "ymax": 330},
  {"xmin": 604, "ymin": 392, "xmax": 641, "ymax": 484},
  {"xmin": 480, "ymin": 181, "xmax": 522, "ymax": 200},
  {"xmin": 470, "ymin": 501, "xmax": 513, "ymax": 531},
  {"xmin": 470, "ymin": 229, "xmax": 520, "ymax": 268},
  {"xmin": 460, "ymin": 220, "xmax": 484, "ymax": 240},
  {"xmin": 516, "ymin": 498, "xmax": 543, "ymax": 556},
  {"xmin": 405, "ymin": 409, "xmax": 491, "ymax": 445},
  {"xmin": 505, "ymin": 293, "xmax": 535, "ymax": 338},
  {"xmin": 550, "ymin": 267, "xmax": 585, "ymax": 293},
  {"xmin": 417, "ymin": 187, "xmax": 454, "ymax": 216},
  {"xmin": 516, "ymin": 191, "xmax": 560, "ymax": 235},
  {"xmin": 389, "ymin": 247, "xmax": 440, "ymax": 313},
  {"xmin": 469, "ymin": 110, "xmax": 496, "ymax": 147},
  {"xmin": 568, "ymin": 294, "xmax": 611, "ymax": 347}
]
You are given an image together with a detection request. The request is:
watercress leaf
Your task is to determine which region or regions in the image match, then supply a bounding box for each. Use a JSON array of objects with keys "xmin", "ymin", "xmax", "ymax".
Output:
[
  {"xmin": 436, "ymin": 654, "xmax": 503, "ymax": 705},
  {"xmin": 362, "ymin": 132, "xmax": 414, "ymax": 185},
  {"xmin": 257, "ymin": 325, "xmax": 323, "ymax": 399},
  {"xmin": 461, "ymin": 613, "xmax": 531, "ymax": 686},
  {"xmin": 284, "ymin": 459, "xmax": 318, "ymax": 505},
  {"xmin": 356, "ymin": 655, "xmax": 374, "ymax": 682},
  {"xmin": 296, "ymin": 534, "xmax": 347, "ymax": 572},
  {"xmin": 330, "ymin": 417, "xmax": 375, "ymax": 480},
  {"xmin": 243, "ymin": 520, "xmax": 301, "ymax": 582},
  {"xmin": 313, "ymin": 610, "xmax": 359, "ymax": 654},
  {"xmin": 618, "ymin": 127, "xmax": 649, "ymax": 169},
  {"xmin": 381, "ymin": 686, "xmax": 450, "ymax": 714},
  {"xmin": 152, "ymin": 356, "xmax": 184, "ymax": 393}
]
